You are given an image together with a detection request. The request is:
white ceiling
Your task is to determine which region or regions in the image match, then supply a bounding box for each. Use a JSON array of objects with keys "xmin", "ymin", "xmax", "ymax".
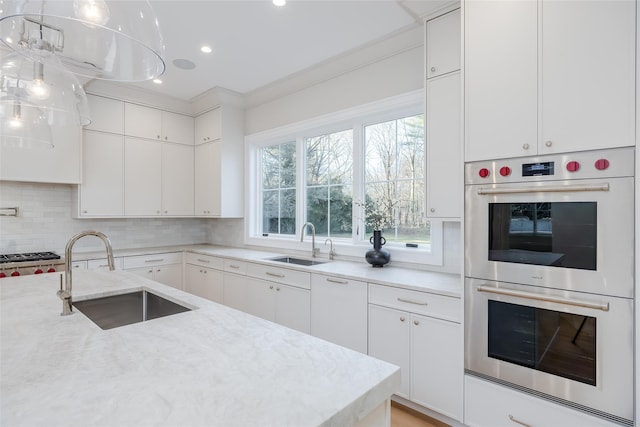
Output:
[{"xmin": 126, "ymin": 0, "xmax": 452, "ymax": 101}]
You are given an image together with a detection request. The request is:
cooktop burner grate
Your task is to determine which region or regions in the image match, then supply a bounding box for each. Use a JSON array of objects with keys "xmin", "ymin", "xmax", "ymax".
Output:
[{"xmin": 0, "ymin": 252, "xmax": 61, "ymax": 264}]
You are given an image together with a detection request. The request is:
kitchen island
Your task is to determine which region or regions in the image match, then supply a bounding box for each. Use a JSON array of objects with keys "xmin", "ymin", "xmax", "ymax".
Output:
[{"xmin": 1, "ymin": 270, "xmax": 400, "ymax": 426}]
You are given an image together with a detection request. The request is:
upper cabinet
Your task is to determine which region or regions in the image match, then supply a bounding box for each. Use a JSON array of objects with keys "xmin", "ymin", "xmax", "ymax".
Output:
[
  {"xmin": 426, "ymin": 8, "xmax": 461, "ymax": 79},
  {"xmin": 465, "ymin": 0, "xmax": 635, "ymax": 161},
  {"xmin": 425, "ymin": 8, "xmax": 462, "ymax": 219},
  {"xmin": 124, "ymin": 103, "xmax": 194, "ymax": 145},
  {"xmin": 84, "ymin": 95, "xmax": 124, "ymax": 134},
  {"xmin": 194, "ymin": 106, "xmax": 244, "ymax": 217}
]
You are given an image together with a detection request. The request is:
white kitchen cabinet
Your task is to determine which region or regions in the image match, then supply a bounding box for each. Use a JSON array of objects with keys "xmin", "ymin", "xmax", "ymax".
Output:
[
  {"xmin": 310, "ymin": 274, "xmax": 367, "ymax": 353},
  {"xmin": 124, "ymin": 103, "xmax": 194, "ymax": 145},
  {"xmin": 124, "ymin": 137, "xmax": 162, "ymax": 216},
  {"xmin": 74, "ymin": 131, "xmax": 124, "ymax": 217},
  {"xmin": 194, "ymin": 108, "xmax": 221, "ymax": 144},
  {"xmin": 84, "ymin": 95, "xmax": 123, "ymax": 134},
  {"xmin": 464, "ymin": 0, "xmax": 537, "ymax": 161},
  {"xmin": 465, "ymin": 0, "xmax": 635, "ymax": 161},
  {"xmin": 426, "ymin": 71, "xmax": 461, "ymax": 219},
  {"xmin": 194, "ymin": 105, "xmax": 244, "ymax": 217},
  {"xmin": 426, "ymin": 8, "xmax": 460, "ymax": 79},
  {"xmin": 87, "ymin": 257, "xmax": 123, "ymax": 270},
  {"xmin": 368, "ymin": 283, "xmax": 462, "ymax": 421},
  {"xmin": 123, "ymin": 252, "xmax": 183, "ymax": 289},
  {"xmin": 222, "ymin": 271, "xmax": 247, "ymax": 312},
  {"xmin": 184, "ymin": 253, "xmax": 224, "ymax": 302},
  {"xmin": 464, "ymin": 375, "xmax": 620, "ymax": 427},
  {"xmin": 161, "ymin": 143, "xmax": 194, "ymax": 216}
]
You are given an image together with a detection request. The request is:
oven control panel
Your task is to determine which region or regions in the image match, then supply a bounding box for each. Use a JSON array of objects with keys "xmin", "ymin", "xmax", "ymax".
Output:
[{"xmin": 465, "ymin": 147, "xmax": 634, "ymax": 185}]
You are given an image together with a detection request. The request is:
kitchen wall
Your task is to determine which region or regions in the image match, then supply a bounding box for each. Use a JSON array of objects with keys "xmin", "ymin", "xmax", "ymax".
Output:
[{"xmin": 0, "ymin": 182, "xmax": 210, "ymax": 254}]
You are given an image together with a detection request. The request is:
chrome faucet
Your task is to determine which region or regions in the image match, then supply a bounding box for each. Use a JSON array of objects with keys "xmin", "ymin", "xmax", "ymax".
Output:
[
  {"xmin": 59, "ymin": 231, "xmax": 115, "ymax": 316},
  {"xmin": 300, "ymin": 222, "xmax": 319, "ymax": 258},
  {"xmin": 324, "ymin": 238, "xmax": 335, "ymax": 260}
]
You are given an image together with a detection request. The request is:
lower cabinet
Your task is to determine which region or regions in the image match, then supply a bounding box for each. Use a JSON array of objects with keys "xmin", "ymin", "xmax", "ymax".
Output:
[
  {"xmin": 464, "ymin": 375, "xmax": 620, "ymax": 427},
  {"xmin": 184, "ymin": 264, "xmax": 223, "ymax": 303},
  {"xmin": 310, "ymin": 274, "xmax": 367, "ymax": 353},
  {"xmin": 245, "ymin": 276, "xmax": 310, "ymax": 334},
  {"xmin": 123, "ymin": 252, "xmax": 183, "ymax": 290},
  {"xmin": 368, "ymin": 283, "xmax": 462, "ymax": 421}
]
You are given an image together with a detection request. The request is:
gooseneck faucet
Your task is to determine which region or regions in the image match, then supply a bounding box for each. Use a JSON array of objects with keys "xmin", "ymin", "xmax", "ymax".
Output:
[
  {"xmin": 300, "ymin": 222, "xmax": 319, "ymax": 258},
  {"xmin": 59, "ymin": 231, "xmax": 115, "ymax": 316}
]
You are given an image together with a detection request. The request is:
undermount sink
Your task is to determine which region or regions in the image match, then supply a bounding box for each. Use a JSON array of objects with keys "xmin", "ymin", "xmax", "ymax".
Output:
[
  {"xmin": 268, "ymin": 256, "xmax": 327, "ymax": 266},
  {"xmin": 73, "ymin": 290, "xmax": 191, "ymax": 330}
]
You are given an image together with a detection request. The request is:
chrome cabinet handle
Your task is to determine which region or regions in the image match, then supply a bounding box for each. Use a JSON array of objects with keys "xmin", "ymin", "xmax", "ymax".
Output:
[
  {"xmin": 397, "ymin": 297, "xmax": 428, "ymax": 306},
  {"xmin": 266, "ymin": 272, "xmax": 285, "ymax": 278},
  {"xmin": 477, "ymin": 285, "xmax": 610, "ymax": 312},
  {"xmin": 400, "ymin": 317, "xmax": 406, "ymax": 322},
  {"xmin": 326, "ymin": 277, "xmax": 348, "ymax": 284},
  {"xmin": 522, "ymin": 143, "xmax": 530, "ymax": 150},
  {"xmin": 508, "ymin": 415, "xmax": 531, "ymax": 427},
  {"xmin": 196, "ymin": 258, "xmax": 210, "ymax": 263},
  {"xmin": 276, "ymin": 287, "xmax": 280, "ymax": 291},
  {"xmin": 430, "ymin": 66, "xmax": 436, "ymax": 72},
  {"xmin": 269, "ymin": 285, "xmax": 274, "ymax": 290},
  {"xmin": 478, "ymin": 183, "xmax": 609, "ymax": 196},
  {"xmin": 413, "ymin": 320, "xmax": 420, "ymax": 325},
  {"xmin": 145, "ymin": 259, "xmax": 164, "ymax": 263},
  {"xmin": 229, "ymin": 264, "xmax": 241, "ymax": 269},
  {"xmin": 545, "ymin": 140, "xmax": 553, "ymax": 147}
]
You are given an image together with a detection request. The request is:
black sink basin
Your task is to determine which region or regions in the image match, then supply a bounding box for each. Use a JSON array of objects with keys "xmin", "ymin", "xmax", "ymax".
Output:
[{"xmin": 73, "ymin": 290, "xmax": 191, "ymax": 330}]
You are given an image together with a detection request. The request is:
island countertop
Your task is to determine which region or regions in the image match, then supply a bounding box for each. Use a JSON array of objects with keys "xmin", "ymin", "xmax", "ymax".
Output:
[{"xmin": 1, "ymin": 270, "xmax": 400, "ymax": 427}]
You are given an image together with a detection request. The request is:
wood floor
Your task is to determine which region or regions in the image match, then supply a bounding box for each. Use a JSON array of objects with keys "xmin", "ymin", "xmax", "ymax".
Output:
[{"xmin": 390, "ymin": 401, "xmax": 450, "ymax": 427}]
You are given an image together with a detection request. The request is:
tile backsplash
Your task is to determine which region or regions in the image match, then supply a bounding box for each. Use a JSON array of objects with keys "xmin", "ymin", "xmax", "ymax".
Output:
[{"xmin": 0, "ymin": 182, "xmax": 213, "ymax": 254}]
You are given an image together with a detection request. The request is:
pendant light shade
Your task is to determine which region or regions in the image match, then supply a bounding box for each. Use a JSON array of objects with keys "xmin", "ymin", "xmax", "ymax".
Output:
[
  {"xmin": 0, "ymin": 0, "xmax": 166, "ymax": 82},
  {"xmin": 0, "ymin": 51, "xmax": 90, "ymax": 149}
]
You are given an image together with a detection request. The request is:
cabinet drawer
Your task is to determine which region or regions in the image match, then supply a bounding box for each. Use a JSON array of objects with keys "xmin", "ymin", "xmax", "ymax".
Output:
[
  {"xmin": 368, "ymin": 283, "xmax": 460, "ymax": 323},
  {"xmin": 124, "ymin": 252, "xmax": 182, "ymax": 269},
  {"xmin": 464, "ymin": 375, "xmax": 619, "ymax": 427},
  {"xmin": 87, "ymin": 257, "xmax": 123, "ymax": 270},
  {"xmin": 185, "ymin": 252, "xmax": 223, "ymax": 270},
  {"xmin": 223, "ymin": 259, "xmax": 246, "ymax": 275},
  {"xmin": 246, "ymin": 263, "xmax": 311, "ymax": 290}
]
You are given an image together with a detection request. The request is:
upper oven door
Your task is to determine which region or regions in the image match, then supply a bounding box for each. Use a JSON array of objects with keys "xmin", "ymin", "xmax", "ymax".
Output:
[{"xmin": 465, "ymin": 176, "xmax": 634, "ymax": 298}]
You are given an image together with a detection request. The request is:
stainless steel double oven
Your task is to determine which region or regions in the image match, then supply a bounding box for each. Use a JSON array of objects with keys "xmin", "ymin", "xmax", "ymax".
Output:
[{"xmin": 464, "ymin": 147, "xmax": 634, "ymax": 425}]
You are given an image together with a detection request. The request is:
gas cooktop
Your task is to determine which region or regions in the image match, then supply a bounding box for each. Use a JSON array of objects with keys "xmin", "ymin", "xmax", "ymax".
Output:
[{"xmin": 0, "ymin": 252, "xmax": 61, "ymax": 264}]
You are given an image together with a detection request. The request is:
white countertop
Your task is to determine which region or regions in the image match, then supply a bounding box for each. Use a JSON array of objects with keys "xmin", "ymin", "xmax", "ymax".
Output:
[
  {"xmin": 71, "ymin": 244, "xmax": 462, "ymax": 298},
  {"xmin": 1, "ymin": 270, "xmax": 400, "ymax": 426}
]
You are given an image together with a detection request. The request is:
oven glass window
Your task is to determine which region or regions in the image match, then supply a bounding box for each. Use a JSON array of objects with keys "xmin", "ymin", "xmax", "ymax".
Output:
[
  {"xmin": 488, "ymin": 300, "xmax": 596, "ymax": 386},
  {"xmin": 488, "ymin": 202, "xmax": 596, "ymax": 270}
]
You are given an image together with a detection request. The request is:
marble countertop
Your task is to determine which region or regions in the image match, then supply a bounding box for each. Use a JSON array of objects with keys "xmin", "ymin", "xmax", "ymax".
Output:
[
  {"xmin": 71, "ymin": 244, "xmax": 462, "ymax": 298},
  {"xmin": 1, "ymin": 270, "xmax": 400, "ymax": 426}
]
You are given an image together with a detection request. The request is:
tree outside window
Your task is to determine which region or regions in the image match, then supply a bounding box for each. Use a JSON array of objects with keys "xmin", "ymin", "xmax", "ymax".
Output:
[{"xmin": 262, "ymin": 142, "xmax": 296, "ymax": 235}]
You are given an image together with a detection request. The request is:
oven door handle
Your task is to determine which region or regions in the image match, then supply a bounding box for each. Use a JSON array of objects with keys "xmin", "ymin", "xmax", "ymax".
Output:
[
  {"xmin": 477, "ymin": 285, "xmax": 610, "ymax": 312},
  {"xmin": 477, "ymin": 183, "xmax": 609, "ymax": 195}
]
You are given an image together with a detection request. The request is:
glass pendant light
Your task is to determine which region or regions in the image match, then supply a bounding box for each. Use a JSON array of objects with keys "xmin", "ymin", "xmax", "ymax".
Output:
[
  {"xmin": 0, "ymin": 0, "xmax": 166, "ymax": 82},
  {"xmin": 0, "ymin": 51, "xmax": 90, "ymax": 149}
]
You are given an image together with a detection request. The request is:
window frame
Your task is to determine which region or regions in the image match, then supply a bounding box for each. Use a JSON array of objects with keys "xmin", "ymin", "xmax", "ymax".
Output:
[{"xmin": 244, "ymin": 90, "xmax": 444, "ymax": 266}]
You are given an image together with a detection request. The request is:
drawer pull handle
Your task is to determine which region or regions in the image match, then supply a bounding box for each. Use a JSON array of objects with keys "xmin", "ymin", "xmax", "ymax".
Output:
[
  {"xmin": 326, "ymin": 278, "xmax": 348, "ymax": 284},
  {"xmin": 400, "ymin": 317, "xmax": 406, "ymax": 322},
  {"xmin": 508, "ymin": 415, "xmax": 531, "ymax": 427},
  {"xmin": 229, "ymin": 264, "xmax": 241, "ymax": 269},
  {"xmin": 196, "ymin": 258, "xmax": 211, "ymax": 263},
  {"xmin": 397, "ymin": 297, "xmax": 428, "ymax": 306},
  {"xmin": 266, "ymin": 272, "xmax": 285, "ymax": 278},
  {"xmin": 145, "ymin": 259, "xmax": 164, "ymax": 263}
]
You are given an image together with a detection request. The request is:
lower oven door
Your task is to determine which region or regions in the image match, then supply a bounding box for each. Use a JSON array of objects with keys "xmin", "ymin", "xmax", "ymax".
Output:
[{"xmin": 465, "ymin": 277, "xmax": 633, "ymax": 424}]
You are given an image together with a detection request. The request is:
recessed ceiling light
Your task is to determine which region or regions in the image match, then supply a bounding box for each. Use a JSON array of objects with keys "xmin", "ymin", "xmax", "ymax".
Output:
[
  {"xmin": 273, "ymin": 0, "xmax": 286, "ymax": 6},
  {"xmin": 200, "ymin": 45, "xmax": 212, "ymax": 54},
  {"xmin": 153, "ymin": 78, "xmax": 162, "ymax": 84}
]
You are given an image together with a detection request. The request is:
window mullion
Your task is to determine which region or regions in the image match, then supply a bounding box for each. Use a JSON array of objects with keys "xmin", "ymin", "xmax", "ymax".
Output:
[
  {"xmin": 352, "ymin": 123, "xmax": 364, "ymax": 243},
  {"xmin": 296, "ymin": 135, "xmax": 306, "ymax": 239}
]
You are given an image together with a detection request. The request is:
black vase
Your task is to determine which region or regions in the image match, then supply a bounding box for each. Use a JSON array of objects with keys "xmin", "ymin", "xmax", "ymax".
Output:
[{"xmin": 365, "ymin": 229, "xmax": 390, "ymax": 267}]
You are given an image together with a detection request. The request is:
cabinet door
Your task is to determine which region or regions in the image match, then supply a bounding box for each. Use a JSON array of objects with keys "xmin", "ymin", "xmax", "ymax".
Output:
[
  {"xmin": 426, "ymin": 8, "xmax": 460, "ymax": 78},
  {"xmin": 426, "ymin": 71, "xmax": 461, "ymax": 219},
  {"xmin": 84, "ymin": 95, "xmax": 123, "ymax": 134},
  {"xmin": 411, "ymin": 314, "xmax": 462, "ymax": 421},
  {"xmin": 185, "ymin": 264, "xmax": 224, "ymax": 302},
  {"xmin": 127, "ymin": 267, "xmax": 155, "ymax": 281},
  {"xmin": 311, "ymin": 275, "xmax": 367, "ymax": 353},
  {"xmin": 124, "ymin": 137, "xmax": 162, "ymax": 216},
  {"xmin": 194, "ymin": 108, "xmax": 221, "ymax": 144},
  {"xmin": 275, "ymin": 283, "xmax": 310, "ymax": 334},
  {"xmin": 465, "ymin": 0, "xmax": 537, "ymax": 161},
  {"xmin": 162, "ymin": 111, "xmax": 194, "ymax": 145},
  {"xmin": 124, "ymin": 103, "xmax": 162, "ymax": 140},
  {"xmin": 161, "ymin": 143, "xmax": 194, "ymax": 216},
  {"xmin": 223, "ymin": 272, "xmax": 247, "ymax": 312},
  {"xmin": 80, "ymin": 131, "xmax": 124, "ymax": 216},
  {"xmin": 245, "ymin": 277, "xmax": 276, "ymax": 322},
  {"xmin": 194, "ymin": 141, "xmax": 220, "ymax": 216},
  {"xmin": 154, "ymin": 264, "xmax": 182, "ymax": 290},
  {"xmin": 541, "ymin": 0, "xmax": 635, "ymax": 154},
  {"xmin": 368, "ymin": 305, "xmax": 410, "ymax": 398}
]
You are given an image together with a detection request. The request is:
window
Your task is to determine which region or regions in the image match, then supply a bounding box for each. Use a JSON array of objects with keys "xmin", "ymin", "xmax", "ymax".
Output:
[{"xmin": 246, "ymin": 91, "xmax": 443, "ymax": 265}]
